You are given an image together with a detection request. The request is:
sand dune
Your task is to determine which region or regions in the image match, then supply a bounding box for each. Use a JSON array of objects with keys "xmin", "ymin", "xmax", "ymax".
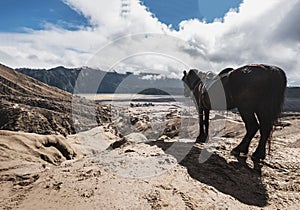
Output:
[{"xmin": 0, "ymin": 130, "xmax": 78, "ymax": 165}]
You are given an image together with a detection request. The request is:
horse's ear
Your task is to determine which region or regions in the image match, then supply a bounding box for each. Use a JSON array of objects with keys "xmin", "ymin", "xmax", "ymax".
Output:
[{"xmin": 183, "ymin": 70, "xmax": 187, "ymax": 76}]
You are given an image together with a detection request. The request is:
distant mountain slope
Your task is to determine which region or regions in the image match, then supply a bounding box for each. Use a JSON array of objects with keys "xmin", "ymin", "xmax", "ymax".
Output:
[
  {"xmin": 16, "ymin": 66, "xmax": 183, "ymax": 95},
  {"xmin": 0, "ymin": 64, "xmax": 108, "ymax": 136},
  {"xmin": 17, "ymin": 66, "xmax": 80, "ymax": 93}
]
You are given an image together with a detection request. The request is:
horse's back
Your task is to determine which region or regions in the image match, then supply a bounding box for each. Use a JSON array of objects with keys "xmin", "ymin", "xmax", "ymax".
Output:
[{"xmin": 229, "ymin": 64, "xmax": 285, "ymax": 91}]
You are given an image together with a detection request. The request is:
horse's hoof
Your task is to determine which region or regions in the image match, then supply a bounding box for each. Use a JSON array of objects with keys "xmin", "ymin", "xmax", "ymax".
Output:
[
  {"xmin": 251, "ymin": 154, "xmax": 262, "ymax": 163},
  {"xmin": 230, "ymin": 148, "xmax": 240, "ymax": 157},
  {"xmin": 237, "ymin": 147, "xmax": 249, "ymax": 156},
  {"xmin": 196, "ymin": 136, "xmax": 207, "ymax": 143},
  {"xmin": 251, "ymin": 155, "xmax": 258, "ymax": 162},
  {"xmin": 253, "ymin": 164, "xmax": 262, "ymax": 174},
  {"xmin": 251, "ymin": 151, "xmax": 265, "ymax": 163}
]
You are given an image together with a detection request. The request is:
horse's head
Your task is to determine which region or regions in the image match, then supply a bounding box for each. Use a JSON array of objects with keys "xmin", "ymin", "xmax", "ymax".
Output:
[
  {"xmin": 182, "ymin": 69, "xmax": 201, "ymax": 97},
  {"xmin": 182, "ymin": 70, "xmax": 190, "ymax": 97}
]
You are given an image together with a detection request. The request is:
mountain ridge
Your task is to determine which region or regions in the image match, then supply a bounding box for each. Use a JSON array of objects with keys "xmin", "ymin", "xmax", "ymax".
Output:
[{"xmin": 16, "ymin": 66, "xmax": 183, "ymax": 95}]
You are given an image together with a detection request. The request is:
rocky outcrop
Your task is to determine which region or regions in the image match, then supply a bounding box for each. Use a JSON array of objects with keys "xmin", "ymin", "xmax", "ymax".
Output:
[{"xmin": 0, "ymin": 64, "xmax": 110, "ymax": 136}]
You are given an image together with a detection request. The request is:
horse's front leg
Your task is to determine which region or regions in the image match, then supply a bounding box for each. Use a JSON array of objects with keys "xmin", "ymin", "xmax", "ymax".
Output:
[
  {"xmin": 196, "ymin": 107, "xmax": 208, "ymax": 143},
  {"xmin": 204, "ymin": 108, "xmax": 210, "ymax": 138}
]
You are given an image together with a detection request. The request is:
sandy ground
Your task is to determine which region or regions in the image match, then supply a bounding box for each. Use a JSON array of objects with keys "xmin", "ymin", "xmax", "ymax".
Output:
[{"xmin": 0, "ymin": 102, "xmax": 299, "ymax": 210}]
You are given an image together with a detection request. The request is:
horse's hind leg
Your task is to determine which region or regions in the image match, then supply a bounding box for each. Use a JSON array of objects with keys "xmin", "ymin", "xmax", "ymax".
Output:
[
  {"xmin": 251, "ymin": 112, "xmax": 273, "ymax": 162},
  {"xmin": 231, "ymin": 110, "xmax": 259, "ymax": 157},
  {"xmin": 196, "ymin": 108, "xmax": 208, "ymax": 143}
]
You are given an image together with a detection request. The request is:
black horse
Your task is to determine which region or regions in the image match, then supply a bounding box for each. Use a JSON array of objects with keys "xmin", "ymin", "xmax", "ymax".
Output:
[{"xmin": 182, "ymin": 64, "xmax": 287, "ymax": 162}]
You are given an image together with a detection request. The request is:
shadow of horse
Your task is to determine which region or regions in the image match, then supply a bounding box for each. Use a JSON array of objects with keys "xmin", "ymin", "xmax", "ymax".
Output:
[{"xmin": 147, "ymin": 141, "xmax": 268, "ymax": 207}]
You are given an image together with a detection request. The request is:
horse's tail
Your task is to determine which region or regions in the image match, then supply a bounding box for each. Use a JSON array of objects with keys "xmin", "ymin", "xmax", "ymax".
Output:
[
  {"xmin": 267, "ymin": 67, "xmax": 287, "ymax": 154},
  {"xmin": 269, "ymin": 67, "xmax": 287, "ymax": 124},
  {"xmin": 267, "ymin": 67, "xmax": 287, "ymax": 155}
]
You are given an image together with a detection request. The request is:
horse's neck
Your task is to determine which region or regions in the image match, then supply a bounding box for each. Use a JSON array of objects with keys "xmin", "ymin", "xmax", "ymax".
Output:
[
  {"xmin": 205, "ymin": 69, "xmax": 232, "ymax": 90},
  {"xmin": 190, "ymin": 81, "xmax": 201, "ymax": 95},
  {"xmin": 189, "ymin": 75, "xmax": 202, "ymax": 90},
  {"xmin": 202, "ymin": 75, "xmax": 220, "ymax": 91},
  {"xmin": 202, "ymin": 74, "xmax": 235, "ymax": 110}
]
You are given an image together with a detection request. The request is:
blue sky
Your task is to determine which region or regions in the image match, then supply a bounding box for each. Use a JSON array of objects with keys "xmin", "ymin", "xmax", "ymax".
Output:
[
  {"xmin": 0, "ymin": 0, "xmax": 89, "ymax": 32},
  {"xmin": 0, "ymin": 0, "xmax": 299, "ymax": 85},
  {"xmin": 142, "ymin": 0, "xmax": 242, "ymax": 29},
  {"xmin": 0, "ymin": 0, "xmax": 242, "ymax": 32}
]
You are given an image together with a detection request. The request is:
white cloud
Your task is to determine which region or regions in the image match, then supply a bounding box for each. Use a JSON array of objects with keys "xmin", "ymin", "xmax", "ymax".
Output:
[
  {"xmin": 0, "ymin": 0, "xmax": 299, "ymax": 85},
  {"xmin": 174, "ymin": 0, "xmax": 300, "ymax": 84}
]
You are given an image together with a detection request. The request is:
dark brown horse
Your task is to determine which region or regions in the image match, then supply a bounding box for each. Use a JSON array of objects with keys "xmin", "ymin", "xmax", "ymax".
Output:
[{"xmin": 182, "ymin": 64, "xmax": 287, "ymax": 162}]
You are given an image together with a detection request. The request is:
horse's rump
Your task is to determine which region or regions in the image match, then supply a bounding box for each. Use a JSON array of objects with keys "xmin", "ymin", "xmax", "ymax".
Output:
[{"xmin": 228, "ymin": 65, "xmax": 286, "ymax": 123}]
